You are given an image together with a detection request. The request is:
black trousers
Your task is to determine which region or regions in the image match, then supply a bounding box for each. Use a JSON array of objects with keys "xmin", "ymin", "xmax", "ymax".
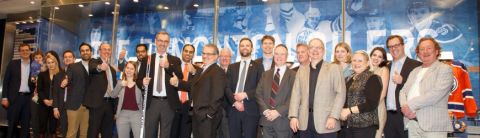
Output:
[
  {"xmin": 7, "ymin": 93, "xmax": 31, "ymax": 138},
  {"xmin": 338, "ymin": 126, "xmax": 377, "ymax": 138},
  {"xmin": 228, "ymin": 109, "xmax": 259, "ymax": 138},
  {"xmin": 171, "ymin": 103, "xmax": 192, "ymax": 138},
  {"xmin": 87, "ymin": 99, "xmax": 117, "ymax": 138},
  {"xmin": 192, "ymin": 111, "xmax": 221, "ymax": 138},
  {"xmin": 299, "ymin": 112, "xmax": 337, "ymax": 138},
  {"xmin": 384, "ymin": 111, "xmax": 408, "ymax": 138}
]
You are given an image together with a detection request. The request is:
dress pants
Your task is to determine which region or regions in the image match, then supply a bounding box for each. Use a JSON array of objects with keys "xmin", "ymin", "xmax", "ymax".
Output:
[
  {"xmin": 116, "ymin": 110, "xmax": 142, "ymax": 138},
  {"xmin": 299, "ymin": 112, "xmax": 337, "ymax": 138},
  {"xmin": 7, "ymin": 93, "xmax": 31, "ymax": 138},
  {"xmin": 338, "ymin": 126, "xmax": 376, "ymax": 138},
  {"xmin": 228, "ymin": 109, "xmax": 259, "ymax": 138},
  {"xmin": 87, "ymin": 98, "xmax": 116, "ymax": 138},
  {"xmin": 171, "ymin": 103, "xmax": 192, "ymax": 138},
  {"xmin": 145, "ymin": 97, "xmax": 174, "ymax": 138},
  {"xmin": 384, "ymin": 111, "xmax": 408, "ymax": 138},
  {"xmin": 408, "ymin": 121, "xmax": 447, "ymax": 138},
  {"xmin": 261, "ymin": 117, "xmax": 293, "ymax": 138},
  {"xmin": 66, "ymin": 105, "xmax": 89, "ymax": 138},
  {"xmin": 192, "ymin": 111, "xmax": 221, "ymax": 138}
]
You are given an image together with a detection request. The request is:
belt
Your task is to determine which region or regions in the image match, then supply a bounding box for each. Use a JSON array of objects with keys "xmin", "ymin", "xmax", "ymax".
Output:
[
  {"xmin": 18, "ymin": 92, "xmax": 31, "ymax": 96},
  {"xmin": 309, "ymin": 108, "xmax": 314, "ymax": 112},
  {"xmin": 387, "ymin": 110, "xmax": 398, "ymax": 113},
  {"xmin": 103, "ymin": 97, "xmax": 117, "ymax": 101},
  {"xmin": 152, "ymin": 96, "xmax": 168, "ymax": 100}
]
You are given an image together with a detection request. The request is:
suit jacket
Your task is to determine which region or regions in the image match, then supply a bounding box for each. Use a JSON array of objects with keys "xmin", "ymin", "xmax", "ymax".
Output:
[
  {"xmin": 255, "ymin": 67, "xmax": 296, "ymax": 126},
  {"xmin": 111, "ymin": 82, "xmax": 143, "ymax": 115},
  {"xmin": 2, "ymin": 59, "xmax": 34, "ymax": 103},
  {"xmin": 388, "ymin": 57, "xmax": 422, "ymax": 110},
  {"xmin": 84, "ymin": 58, "xmax": 118, "ymax": 108},
  {"xmin": 226, "ymin": 60, "xmax": 264, "ymax": 116},
  {"xmin": 178, "ymin": 64, "xmax": 226, "ymax": 121},
  {"xmin": 288, "ymin": 62, "xmax": 346, "ymax": 133},
  {"xmin": 254, "ymin": 58, "xmax": 275, "ymax": 71},
  {"xmin": 136, "ymin": 53, "xmax": 183, "ymax": 111},
  {"xmin": 64, "ymin": 61, "xmax": 95, "ymax": 110},
  {"xmin": 399, "ymin": 61, "xmax": 453, "ymax": 132},
  {"xmin": 178, "ymin": 64, "xmax": 202, "ymax": 107},
  {"xmin": 52, "ymin": 71, "xmax": 67, "ymax": 109},
  {"xmin": 37, "ymin": 71, "xmax": 53, "ymax": 105}
]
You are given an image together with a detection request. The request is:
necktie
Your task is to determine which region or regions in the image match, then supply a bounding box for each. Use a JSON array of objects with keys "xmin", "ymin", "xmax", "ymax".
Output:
[
  {"xmin": 236, "ymin": 61, "xmax": 247, "ymax": 93},
  {"xmin": 64, "ymin": 67, "xmax": 68, "ymax": 102},
  {"xmin": 156, "ymin": 55, "xmax": 164, "ymax": 93},
  {"xmin": 270, "ymin": 68, "xmax": 280, "ymax": 108},
  {"xmin": 180, "ymin": 63, "xmax": 189, "ymax": 103},
  {"xmin": 106, "ymin": 64, "xmax": 113, "ymax": 97}
]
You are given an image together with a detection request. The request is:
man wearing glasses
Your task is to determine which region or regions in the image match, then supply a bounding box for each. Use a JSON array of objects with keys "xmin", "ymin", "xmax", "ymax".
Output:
[{"xmin": 384, "ymin": 35, "xmax": 422, "ymax": 138}]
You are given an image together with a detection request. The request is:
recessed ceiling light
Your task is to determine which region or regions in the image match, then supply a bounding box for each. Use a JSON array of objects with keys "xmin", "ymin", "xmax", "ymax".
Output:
[
  {"xmin": 30, "ymin": 1, "xmax": 35, "ymax": 4},
  {"xmin": 22, "ymin": 21, "xmax": 27, "ymax": 24},
  {"xmin": 88, "ymin": 14, "xmax": 93, "ymax": 17},
  {"xmin": 78, "ymin": 4, "xmax": 84, "ymax": 8},
  {"xmin": 29, "ymin": 16, "xmax": 33, "ymax": 19},
  {"xmin": 105, "ymin": 2, "xmax": 110, "ymax": 5},
  {"xmin": 15, "ymin": 22, "xmax": 20, "ymax": 24},
  {"xmin": 54, "ymin": 7, "xmax": 59, "ymax": 10},
  {"xmin": 262, "ymin": 0, "xmax": 267, "ymax": 2},
  {"xmin": 164, "ymin": 6, "xmax": 169, "ymax": 10},
  {"xmin": 29, "ymin": 21, "xmax": 34, "ymax": 23},
  {"xmin": 193, "ymin": 3, "xmax": 199, "ymax": 7},
  {"xmin": 37, "ymin": 19, "xmax": 41, "ymax": 22},
  {"xmin": 133, "ymin": 0, "xmax": 139, "ymax": 3}
]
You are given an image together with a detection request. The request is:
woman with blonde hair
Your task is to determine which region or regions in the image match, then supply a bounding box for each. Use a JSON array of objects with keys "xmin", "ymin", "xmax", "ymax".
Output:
[{"xmin": 333, "ymin": 42, "xmax": 353, "ymax": 78}]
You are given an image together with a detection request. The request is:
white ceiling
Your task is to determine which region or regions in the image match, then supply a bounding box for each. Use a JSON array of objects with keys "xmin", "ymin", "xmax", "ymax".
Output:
[{"xmin": 0, "ymin": 0, "xmax": 40, "ymax": 15}]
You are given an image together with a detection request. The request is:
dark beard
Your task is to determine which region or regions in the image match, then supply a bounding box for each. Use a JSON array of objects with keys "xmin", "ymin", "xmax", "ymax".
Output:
[{"xmin": 240, "ymin": 52, "xmax": 251, "ymax": 57}]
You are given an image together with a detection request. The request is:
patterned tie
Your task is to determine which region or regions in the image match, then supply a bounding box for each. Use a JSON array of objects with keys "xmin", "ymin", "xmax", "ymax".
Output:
[
  {"xmin": 180, "ymin": 63, "xmax": 189, "ymax": 103},
  {"xmin": 270, "ymin": 68, "xmax": 280, "ymax": 108},
  {"xmin": 106, "ymin": 64, "xmax": 113, "ymax": 97},
  {"xmin": 236, "ymin": 61, "xmax": 248, "ymax": 93},
  {"xmin": 156, "ymin": 55, "xmax": 164, "ymax": 93}
]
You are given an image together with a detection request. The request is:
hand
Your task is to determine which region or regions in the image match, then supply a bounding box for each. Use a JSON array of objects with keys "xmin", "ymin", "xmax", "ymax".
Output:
[
  {"xmin": 401, "ymin": 105, "xmax": 416, "ymax": 119},
  {"xmin": 53, "ymin": 108, "xmax": 60, "ymax": 119},
  {"xmin": 159, "ymin": 58, "xmax": 169, "ymax": 68},
  {"xmin": 169, "ymin": 73, "xmax": 179, "ymax": 87},
  {"xmin": 43, "ymin": 99, "xmax": 53, "ymax": 107},
  {"xmin": 1, "ymin": 99, "xmax": 8, "ymax": 108},
  {"xmin": 233, "ymin": 101, "xmax": 245, "ymax": 112},
  {"xmin": 340, "ymin": 108, "xmax": 351, "ymax": 121},
  {"xmin": 61, "ymin": 76, "xmax": 68, "ymax": 88},
  {"xmin": 266, "ymin": 110, "xmax": 280, "ymax": 121},
  {"xmin": 187, "ymin": 63, "xmax": 196, "ymax": 74},
  {"xmin": 121, "ymin": 80, "xmax": 128, "ymax": 87},
  {"xmin": 393, "ymin": 71, "xmax": 403, "ymax": 85},
  {"xmin": 325, "ymin": 117, "xmax": 337, "ymax": 130},
  {"xmin": 143, "ymin": 77, "xmax": 151, "ymax": 87},
  {"xmin": 290, "ymin": 118, "xmax": 299, "ymax": 132},
  {"xmin": 234, "ymin": 92, "xmax": 247, "ymax": 101}
]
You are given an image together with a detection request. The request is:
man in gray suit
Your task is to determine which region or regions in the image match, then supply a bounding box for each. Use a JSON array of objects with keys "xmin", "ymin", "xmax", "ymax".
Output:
[
  {"xmin": 255, "ymin": 44, "xmax": 296, "ymax": 138},
  {"xmin": 400, "ymin": 38, "xmax": 453, "ymax": 138},
  {"xmin": 288, "ymin": 38, "xmax": 346, "ymax": 137}
]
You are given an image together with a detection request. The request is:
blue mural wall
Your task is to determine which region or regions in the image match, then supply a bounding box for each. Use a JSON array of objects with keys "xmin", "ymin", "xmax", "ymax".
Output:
[{"xmin": 38, "ymin": 0, "xmax": 479, "ymax": 105}]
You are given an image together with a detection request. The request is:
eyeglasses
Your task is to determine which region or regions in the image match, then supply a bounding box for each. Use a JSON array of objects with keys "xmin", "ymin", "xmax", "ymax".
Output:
[
  {"xmin": 387, "ymin": 43, "xmax": 402, "ymax": 49},
  {"xmin": 202, "ymin": 52, "xmax": 216, "ymax": 56}
]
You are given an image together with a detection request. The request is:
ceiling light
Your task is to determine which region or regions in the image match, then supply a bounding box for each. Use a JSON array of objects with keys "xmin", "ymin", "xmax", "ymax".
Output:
[
  {"xmin": 193, "ymin": 3, "xmax": 199, "ymax": 7},
  {"xmin": 22, "ymin": 21, "xmax": 27, "ymax": 24},
  {"xmin": 29, "ymin": 16, "xmax": 33, "ymax": 19},
  {"xmin": 105, "ymin": 2, "xmax": 110, "ymax": 5},
  {"xmin": 88, "ymin": 14, "xmax": 93, "ymax": 17},
  {"xmin": 37, "ymin": 19, "xmax": 41, "ymax": 22},
  {"xmin": 164, "ymin": 6, "xmax": 169, "ymax": 10},
  {"xmin": 30, "ymin": 1, "xmax": 35, "ymax": 4},
  {"xmin": 262, "ymin": 0, "xmax": 268, "ymax": 1},
  {"xmin": 78, "ymin": 4, "xmax": 84, "ymax": 8},
  {"xmin": 29, "ymin": 21, "xmax": 34, "ymax": 23},
  {"xmin": 54, "ymin": 7, "xmax": 59, "ymax": 10},
  {"xmin": 133, "ymin": 0, "xmax": 139, "ymax": 3},
  {"xmin": 15, "ymin": 22, "xmax": 20, "ymax": 24}
]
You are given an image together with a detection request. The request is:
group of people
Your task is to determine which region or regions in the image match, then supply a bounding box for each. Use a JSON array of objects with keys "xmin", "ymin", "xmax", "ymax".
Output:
[{"xmin": 2, "ymin": 31, "xmax": 454, "ymax": 138}]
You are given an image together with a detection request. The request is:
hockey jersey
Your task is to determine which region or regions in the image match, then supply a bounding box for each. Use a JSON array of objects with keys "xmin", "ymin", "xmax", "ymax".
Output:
[{"xmin": 448, "ymin": 61, "xmax": 477, "ymax": 118}]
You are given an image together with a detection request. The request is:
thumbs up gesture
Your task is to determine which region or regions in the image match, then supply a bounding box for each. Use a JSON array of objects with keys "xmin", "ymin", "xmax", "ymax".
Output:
[
  {"xmin": 61, "ymin": 75, "xmax": 69, "ymax": 88},
  {"xmin": 393, "ymin": 71, "xmax": 403, "ymax": 85},
  {"xmin": 170, "ymin": 73, "xmax": 179, "ymax": 87}
]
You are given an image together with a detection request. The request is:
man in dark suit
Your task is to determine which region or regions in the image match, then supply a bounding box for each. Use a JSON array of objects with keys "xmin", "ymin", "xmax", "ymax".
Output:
[
  {"xmin": 256, "ymin": 44, "xmax": 296, "ymax": 138},
  {"xmin": 217, "ymin": 47, "xmax": 233, "ymax": 138},
  {"xmin": 170, "ymin": 44, "xmax": 200, "ymax": 138},
  {"xmin": 84, "ymin": 43, "xmax": 117, "ymax": 138},
  {"xmin": 171, "ymin": 44, "xmax": 226, "ymax": 138},
  {"xmin": 118, "ymin": 48, "xmax": 127, "ymax": 71},
  {"xmin": 135, "ymin": 44, "xmax": 148, "ymax": 72},
  {"xmin": 61, "ymin": 43, "xmax": 94, "ymax": 138},
  {"xmin": 226, "ymin": 38, "xmax": 264, "ymax": 138},
  {"xmin": 254, "ymin": 35, "xmax": 275, "ymax": 71},
  {"xmin": 384, "ymin": 35, "xmax": 422, "ymax": 138},
  {"xmin": 2, "ymin": 44, "xmax": 34, "ymax": 138},
  {"xmin": 52, "ymin": 50, "xmax": 76, "ymax": 137},
  {"xmin": 137, "ymin": 31, "xmax": 183, "ymax": 138},
  {"xmin": 291, "ymin": 43, "xmax": 309, "ymax": 72}
]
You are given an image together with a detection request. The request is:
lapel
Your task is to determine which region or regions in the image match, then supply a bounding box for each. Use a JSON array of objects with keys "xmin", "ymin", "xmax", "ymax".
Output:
[
  {"xmin": 244, "ymin": 61, "xmax": 255, "ymax": 83},
  {"xmin": 315, "ymin": 61, "xmax": 327, "ymax": 92},
  {"xmin": 264, "ymin": 70, "xmax": 274, "ymax": 99},
  {"xmin": 419, "ymin": 61, "xmax": 439, "ymax": 85},
  {"xmin": 191, "ymin": 64, "xmax": 215, "ymax": 86},
  {"xmin": 276, "ymin": 69, "xmax": 292, "ymax": 101}
]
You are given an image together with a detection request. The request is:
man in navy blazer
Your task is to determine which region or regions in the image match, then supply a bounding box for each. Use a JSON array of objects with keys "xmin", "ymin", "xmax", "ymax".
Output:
[{"xmin": 2, "ymin": 44, "xmax": 34, "ymax": 138}]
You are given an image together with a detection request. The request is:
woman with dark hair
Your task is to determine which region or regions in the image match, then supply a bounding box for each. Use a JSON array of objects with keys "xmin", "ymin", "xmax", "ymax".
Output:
[
  {"xmin": 37, "ymin": 52, "xmax": 62, "ymax": 138},
  {"xmin": 369, "ymin": 47, "xmax": 390, "ymax": 138},
  {"xmin": 339, "ymin": 51, "xmax": 382, "ymax": 138}
]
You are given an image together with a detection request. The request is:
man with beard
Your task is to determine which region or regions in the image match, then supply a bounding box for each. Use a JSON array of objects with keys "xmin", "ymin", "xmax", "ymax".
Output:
[
  {"xmin": 135, "ymin": 44, "xmax": 148, "ymax": 72},
  {"xmin": 226, "ymin": 38, "xmax": 264, "ymax": 138}
]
